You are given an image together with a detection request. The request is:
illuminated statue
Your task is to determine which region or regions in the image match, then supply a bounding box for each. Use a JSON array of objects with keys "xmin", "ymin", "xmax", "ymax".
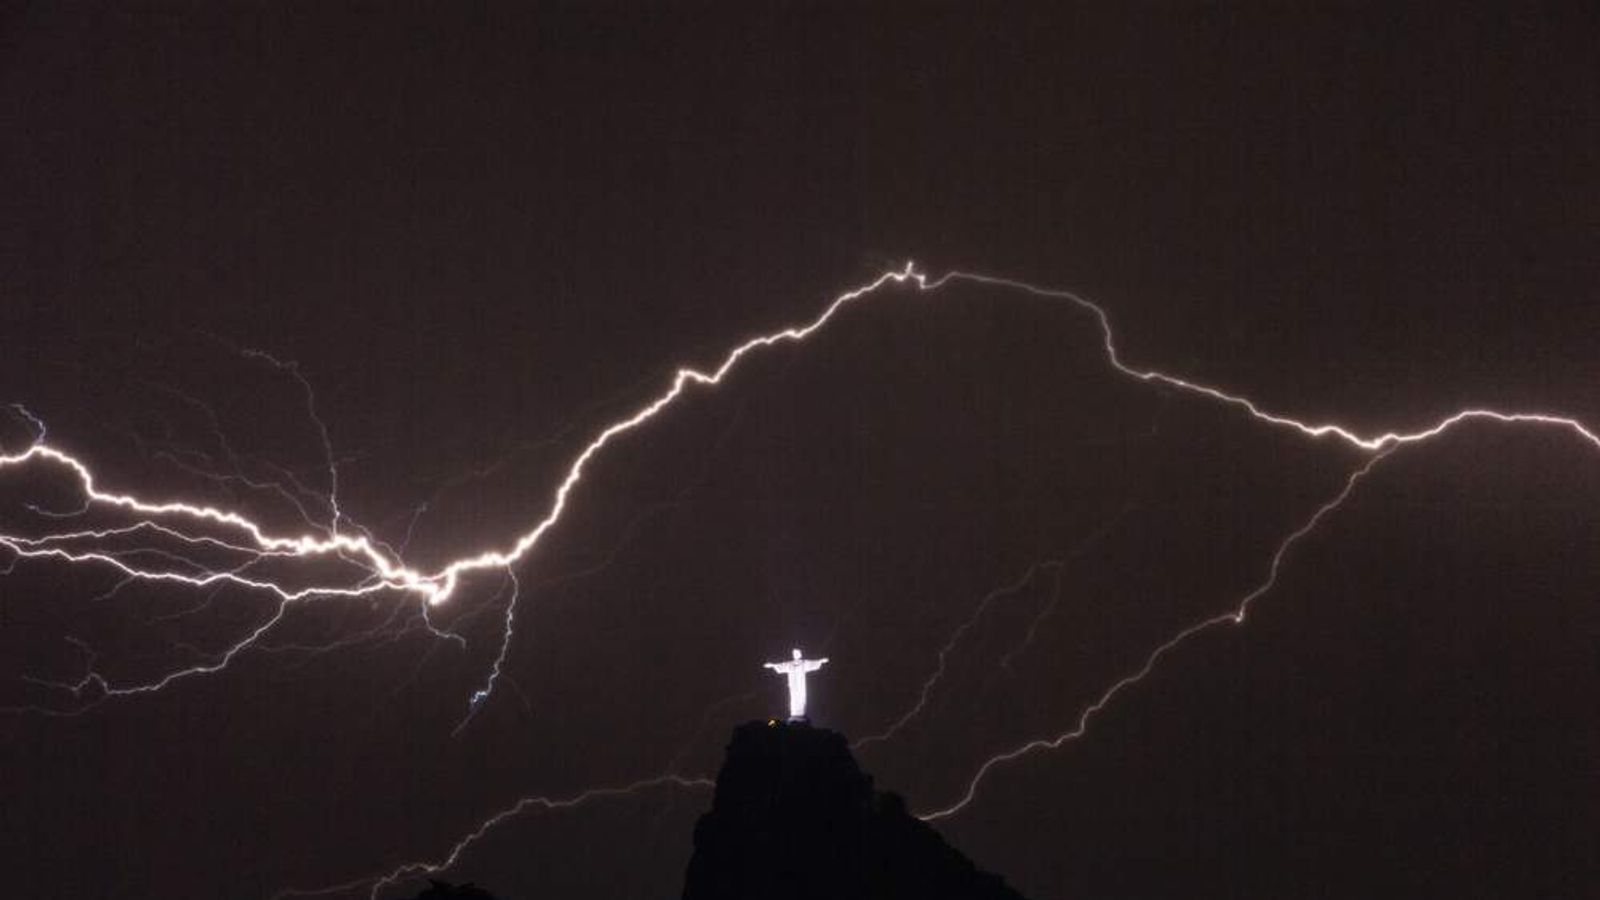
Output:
[{"xmin": 764, "ymin": 648, "xmax": 829, "ymax": 720}]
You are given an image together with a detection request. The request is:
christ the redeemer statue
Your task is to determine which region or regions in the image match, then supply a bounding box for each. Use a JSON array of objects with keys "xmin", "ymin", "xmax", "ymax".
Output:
[{"xmin": 764, "ymin": 648, "xmax": 828, "ymax": 720}]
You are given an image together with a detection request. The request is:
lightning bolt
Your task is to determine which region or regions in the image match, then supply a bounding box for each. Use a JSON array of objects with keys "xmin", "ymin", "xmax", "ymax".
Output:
[
  {"xmin": 5, "ymin": 264, "xmax": 1597, "ymax": 893},
  {"xmin": 917, "ymin": 448, "xmax": 1393, "ymax": 821},
  {"xmin": 854, "ymin": 559, "xmax": 1064, "ymax": 752},
  {"xmin": 0, "ymin": 268, "xmax": 931, "ymax": 706},
  {"xmin": 6, "ymin": 265, "xmax": 1595, "ymax": 703},
  {"xmin": 854, "ymin": 504, "xmax": 1132, "ymax": 752},
  {"xmin": 271, "ymin": 774, "xmax": 713, "ymax": 900}
]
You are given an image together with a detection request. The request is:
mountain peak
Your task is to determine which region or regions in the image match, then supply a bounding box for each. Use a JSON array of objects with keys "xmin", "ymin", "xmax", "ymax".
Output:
[{"xmin": 682, "ymin": 720, "xmax": 1027, "ymax": 900}]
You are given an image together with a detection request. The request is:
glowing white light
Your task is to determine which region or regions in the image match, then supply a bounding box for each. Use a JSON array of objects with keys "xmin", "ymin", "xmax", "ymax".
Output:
[{"xmin": 764, "ymin": 648, "xmax": 829, "ymax": 719}]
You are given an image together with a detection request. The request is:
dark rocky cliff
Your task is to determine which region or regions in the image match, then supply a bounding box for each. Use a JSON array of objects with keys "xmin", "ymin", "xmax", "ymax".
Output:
[{"xmin": 682, "ymin": 720, "xmax": 1027, "ymax": 900}]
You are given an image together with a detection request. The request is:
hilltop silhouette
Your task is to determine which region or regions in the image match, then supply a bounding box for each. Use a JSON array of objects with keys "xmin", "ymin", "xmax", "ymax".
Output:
[
  {"xmin": 407, "ymin": 880, "xmax": 500, "ymax": 900},
  {"xmin": 682, "ymin": 719, "xmax": 1027, "ymax": 900}
]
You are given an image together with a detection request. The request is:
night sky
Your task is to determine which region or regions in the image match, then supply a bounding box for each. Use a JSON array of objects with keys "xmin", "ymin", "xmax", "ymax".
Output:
[{"xmin": 2, "ymin": 4, "xmax": 1597, "ymax": 898}]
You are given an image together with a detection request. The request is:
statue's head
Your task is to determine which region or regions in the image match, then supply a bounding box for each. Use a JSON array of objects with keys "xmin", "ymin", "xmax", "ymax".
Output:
[{"xmin": 791, "ymin": 648, "xmax": 802, "ymax": 660}]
